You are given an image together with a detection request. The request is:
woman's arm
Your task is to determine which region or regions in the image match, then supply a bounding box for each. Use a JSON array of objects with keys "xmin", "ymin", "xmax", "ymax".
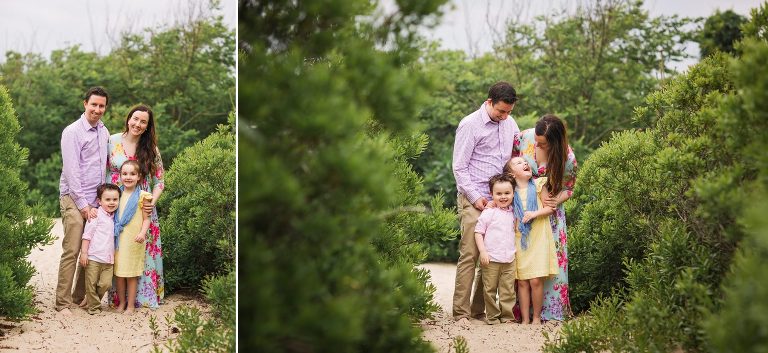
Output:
[
  {"xmin": 142, "ymin": 149, "xmax": 165, "ymax": 214},
  {"xmin": 523, "ymin": 184, "xmax": 555, "ymax": 222}
]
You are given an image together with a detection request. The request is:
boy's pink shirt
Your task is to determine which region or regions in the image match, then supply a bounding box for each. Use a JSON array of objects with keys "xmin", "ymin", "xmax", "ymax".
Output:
[
  {"xmin": 474, "ymin": 207, "xmax": 516, "ymax": 263},
  {"xmin": 82, "ymin": 206, "xmax": 115, "ymax": 264}
]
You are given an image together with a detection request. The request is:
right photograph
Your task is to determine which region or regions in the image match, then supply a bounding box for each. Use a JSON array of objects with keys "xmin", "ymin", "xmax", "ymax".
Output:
[{"xmin": 237, "ymin": 0, "xmax": 768, "ymax": 352}]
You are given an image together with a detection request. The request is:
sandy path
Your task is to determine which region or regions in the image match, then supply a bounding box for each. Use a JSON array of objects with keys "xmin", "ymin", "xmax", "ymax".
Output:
[
  {"xmin": 419, "ymin": 263, "xmax": 561, "ymax": 353},
  {"xmin": 0, "ymin": 219, "xmax": 205, "ymax": 352}
]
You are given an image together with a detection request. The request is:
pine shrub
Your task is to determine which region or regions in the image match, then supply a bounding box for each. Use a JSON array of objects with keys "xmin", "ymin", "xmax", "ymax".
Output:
[{"xmin": 0, "ymin": 85, "xmax": 54, "ymax": 320}]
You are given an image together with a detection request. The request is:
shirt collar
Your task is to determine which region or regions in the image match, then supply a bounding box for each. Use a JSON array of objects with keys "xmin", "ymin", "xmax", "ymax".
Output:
[
  {"xmin": 498, "ymin": 206, "xmax": 513, "ymax": 212},
  {"xmin": 479, "ymin": 103, "xmax": 495, "ymax": 124},
  {"xmin": 98, "ymin": 206, "xmax": 114, "ymax": 217},
  {"xmin": 78, "ymin": 113, "xmax": 103, "ymax": 130}
]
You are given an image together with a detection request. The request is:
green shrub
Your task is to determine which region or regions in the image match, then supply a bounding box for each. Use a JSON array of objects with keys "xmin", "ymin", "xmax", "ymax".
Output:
[
  {"xmin": 706, "ymin": 191, "xmax": 768, "ymax": 352},
  {"xmin": 159, "ymin": 115, "xmax": 235, "ymax": 292},
  {"xmin": 27, "ymin": 152, "xmax": 61, "ymax": 216},
  {"xmin": 0, "ymin": 85, "xmax": 54, "ymax": 320},
  {"xmin": 238, "ymin": 0, "xmax": 450, "ymax": 350},
  {"xmin": 547, "ymin": 10, "xmax": 768, "ymax": 352},
  {"xmin": 157, "ymin": 269, "xmax": 235, "ymax": 353}
]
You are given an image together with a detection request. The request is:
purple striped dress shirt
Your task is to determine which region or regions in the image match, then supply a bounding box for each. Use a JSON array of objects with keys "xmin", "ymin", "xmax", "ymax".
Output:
[
  {"xmin": 452, "ymin": 103, "xmax": 519, "ymax": 204},
  {"xmin": 59, "ymin": 114, "xmax": 109, "ymax": 210}
]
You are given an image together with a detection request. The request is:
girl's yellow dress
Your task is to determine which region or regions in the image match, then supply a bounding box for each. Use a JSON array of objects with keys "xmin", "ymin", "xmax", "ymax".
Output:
[
  {"xmin": 515, "ymin": 177, "xmax": 559, "ymax": 280},
  {"xmin": 114, "ymin": 190, "xmax": 152, "ymax": 277}
]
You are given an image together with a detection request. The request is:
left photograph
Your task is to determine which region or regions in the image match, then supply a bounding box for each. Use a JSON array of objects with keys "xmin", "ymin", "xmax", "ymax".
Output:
[{"xmin": 0, "ymin": 1, "xmax": 236, "ymax": 351}]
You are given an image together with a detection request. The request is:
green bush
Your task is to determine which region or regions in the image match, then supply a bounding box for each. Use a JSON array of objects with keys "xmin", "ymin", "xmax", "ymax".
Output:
[
  {"xmin": 27, "ymin": 152, "xmax": 62, "ymax": 216},
  {"xmin": 546, "ymin": 10, "xmax": 768, "ymax": 351},
  {"xmin": 159, "ymin": 115, "xmax": 235, "ymax": 292},
  {"xmin": 157, "ymin": 269, "xmax": 235, "ymax": 353},
  {"xmin": 0, "ymin": 85, "xmax": 54, "ymax": 320},
  {"xmin": 238, "ymin": 0, "xmax": 450, "ymax": 350},
  {"xmin": 706, "ymin": 192, "xmax": 768, "ymax": 352}
]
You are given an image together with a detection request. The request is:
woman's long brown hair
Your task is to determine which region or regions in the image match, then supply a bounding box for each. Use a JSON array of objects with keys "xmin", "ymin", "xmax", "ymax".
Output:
[
  {"xmin": 123, "ymin": 104, "xmax": 158, "ymax": 180},
  {"xmin": 534, "ymin": 114, "xmax": 568, "ymax": 196}
]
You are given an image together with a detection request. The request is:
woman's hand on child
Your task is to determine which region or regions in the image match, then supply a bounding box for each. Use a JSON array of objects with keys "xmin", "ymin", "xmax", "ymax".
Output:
[
  {"xmin": 541, "ymin": 192, "xmax": 557, "ymax": 209},
  {"xmin": 134, "ymin": 233, "xmax": 146, "ymax": 243},
  {"xmin": 479, "ymin": 251, "xmax": 490, "ymax": 266}
]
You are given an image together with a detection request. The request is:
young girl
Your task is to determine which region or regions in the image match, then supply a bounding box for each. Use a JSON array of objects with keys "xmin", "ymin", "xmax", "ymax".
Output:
[
  {"xmin": 114, "ymin": 160, "xmax": 152, "ymax": 315},
  {"xmin": 504, "ymin": 157, "xmax": 558, "ymax": 324}
]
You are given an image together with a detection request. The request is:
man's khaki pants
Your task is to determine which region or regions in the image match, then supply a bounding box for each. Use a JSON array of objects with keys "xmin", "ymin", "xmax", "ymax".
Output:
[
  {"xmin": 84, "ymin": 261, "xmax": 113, "ymax": 314},
  {"xmin": 481, "ymin": 260, "xmax": 516, "ymax": 324},
  {"xmin": 55, "ymin": 195, "xmax": 87, "ymax": 311},
  {"xmin": 452, "ymin": 194, "xmax": 486, "ymax": 320}
]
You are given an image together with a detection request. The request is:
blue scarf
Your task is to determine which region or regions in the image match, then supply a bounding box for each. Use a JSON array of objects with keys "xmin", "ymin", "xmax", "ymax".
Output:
[
  {"xmin": 513, "ymin": 179, "xmax": 539, "ymax": 250},
  {"xmin": 114, "ymin": 186, "xmax": 141, "ymax": 250}
]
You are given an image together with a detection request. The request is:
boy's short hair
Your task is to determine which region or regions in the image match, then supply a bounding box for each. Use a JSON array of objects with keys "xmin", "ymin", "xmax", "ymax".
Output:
[
  {"xmin": 97, "ymin": 183, "xmax": 121, "ymax": 199},
  {"xmin": 488, "ymin": 173, "xmax": 514, "ymax": 193}
]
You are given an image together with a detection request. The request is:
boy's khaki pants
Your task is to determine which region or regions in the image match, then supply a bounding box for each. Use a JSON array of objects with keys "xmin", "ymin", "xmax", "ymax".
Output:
[
  {"xmin": 84, "ymin": 261, "xmax": 114, "ymax": 314},
  {"xmin": 481, "ymin": 260, "xmax": 517, "ymax": 324}
]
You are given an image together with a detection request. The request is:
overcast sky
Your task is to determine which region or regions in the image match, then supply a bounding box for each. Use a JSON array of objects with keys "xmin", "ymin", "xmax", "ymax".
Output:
[
  {"xmin": 0, "ymin": 0, "xmax": 236, "ymax": 59},
  {"xmin": 0, "ymin": 0, "xmax": 764, "ymax": 66},
  {"xmin": 425, "ymin": 0, "xmax": 764, "ymax": 69}
]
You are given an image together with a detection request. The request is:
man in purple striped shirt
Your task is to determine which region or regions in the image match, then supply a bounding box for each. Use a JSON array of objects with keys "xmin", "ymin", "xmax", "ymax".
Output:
[
  {"xmin": 55, "ymin": 87, "xmax": 110, "ymax": 315},
  {"xmin": 452, "ymin": 82, "xmax": 520, "ymax": 325}
]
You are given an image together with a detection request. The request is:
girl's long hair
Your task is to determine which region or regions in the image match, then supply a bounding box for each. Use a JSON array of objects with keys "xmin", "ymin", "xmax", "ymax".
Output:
[
  {"xmin": 123, "ymin": 104, "xmax": 158, "ymax": 179},
  {"xmin": 534, "ymin": 114, "xmax": 568, "ymax": 196}
]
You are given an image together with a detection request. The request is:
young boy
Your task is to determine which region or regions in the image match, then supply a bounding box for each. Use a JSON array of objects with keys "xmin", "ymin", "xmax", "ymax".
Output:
[
  {"xmin": 79, "ymin": 183, "xmax": 120, "ymax": 314},
  {"xmin": 474, "ymin": 173, "xmax": 517, "ymax": 324}
]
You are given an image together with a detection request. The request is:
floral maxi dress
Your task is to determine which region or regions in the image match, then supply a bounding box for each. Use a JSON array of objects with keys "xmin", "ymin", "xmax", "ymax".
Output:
[
  {"xmin": 107, "ymin": 133, "xmax": 165, "ymax": 309},
  {"xmin": 512, "ymin": 128, "xmax": 577, "ymax": 321}
]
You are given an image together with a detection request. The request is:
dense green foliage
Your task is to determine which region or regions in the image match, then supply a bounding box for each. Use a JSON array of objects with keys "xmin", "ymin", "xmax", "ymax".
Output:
[
  {"xmin": 156, "ymin": 269, "xmax": 236, "ymax": 353},
  {"xmin": 698, "ymin": 10, "xmax": 746, "ymax": 57},
  {"xmin": 238, "ymin": 0, "xmax": 457, "ymax": 351},
  {"xmin": 159, "ymin": 114, "xmax": 235, "ymax": 292},
  {"xmin": 545, "ymin": 7, "xmax": 768, "ymax": 351},
  {"xmin": 0, "ymin": 2, "xmax": 234, "ymax": 214},
  {"xmin": 152, "ymin": 114, "xmax": 235, "ymax": 353},
  {"xmin": 416, "ymin": 0, "xmax": 695, "ymax": 261},
  {"xmin": 0, "ymin": 85, "xmax": 55, "ymax": 320}
]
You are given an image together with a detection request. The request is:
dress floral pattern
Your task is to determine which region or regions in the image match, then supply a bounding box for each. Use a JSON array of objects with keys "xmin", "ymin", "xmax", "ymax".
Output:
[
  {"xmin": 512, "ymin": 128, "xmax": 577, "ymax": 321},
  {"xmin": 107, "ymin": 133, "xmax": 165, "ymax": 309}
]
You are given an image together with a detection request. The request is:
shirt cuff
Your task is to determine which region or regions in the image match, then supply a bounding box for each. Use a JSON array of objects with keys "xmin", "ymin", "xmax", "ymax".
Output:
[
  {"xmin": 74, "ymin": 198, "xmax": 89, "ymax": 211},
  {"xmin": 466, "ymin": 190, "xmax": 483, "ymax": 205}
]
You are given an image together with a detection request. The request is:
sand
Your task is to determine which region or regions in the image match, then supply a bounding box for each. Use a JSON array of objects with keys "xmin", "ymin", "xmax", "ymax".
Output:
[
  {"xmin": 419, "ymin": 263, "xmax": 562, "ymax": 353},
  {"xmin": 0, "ymin": 219, "xmax": 206, "ymax": 353}
]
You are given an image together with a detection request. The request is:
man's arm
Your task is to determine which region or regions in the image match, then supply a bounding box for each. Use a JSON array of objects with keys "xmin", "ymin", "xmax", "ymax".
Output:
[
  {"xmin": 61, "ymin": 128, "xmax": 92, "ymax": 219},
  {"xmin": 452, "ymin": 123, "xmax": 485, "ymax": 209}
]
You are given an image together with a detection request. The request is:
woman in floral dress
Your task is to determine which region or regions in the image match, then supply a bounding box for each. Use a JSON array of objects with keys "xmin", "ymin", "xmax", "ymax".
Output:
[
  {"xmin": 107, "ymin": 104, "xmax": 165, "ymax": 309},
  {"xmin": 512, "ymin": 114, "xmax": 577, "ymax": 321}
]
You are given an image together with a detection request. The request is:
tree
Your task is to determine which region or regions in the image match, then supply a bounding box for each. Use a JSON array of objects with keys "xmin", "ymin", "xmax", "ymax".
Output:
[
  {"xmin": 698, "ymin": 9, "xmax": 746, "ymax": 57},
  {"xmin": 238, "ymin": 0, "xmax": 454, "ymax": 351},
  {"xmin": 0, "ymin": 85, "xmax": 54, "ymax": 320}
]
